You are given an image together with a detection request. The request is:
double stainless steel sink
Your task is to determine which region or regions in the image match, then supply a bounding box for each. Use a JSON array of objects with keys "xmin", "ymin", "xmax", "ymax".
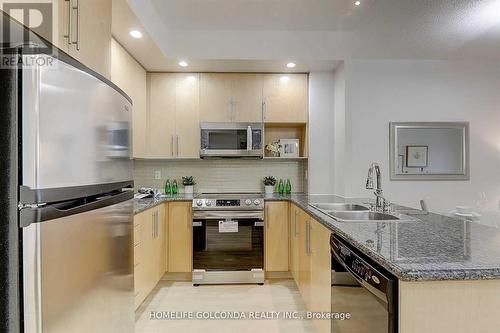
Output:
[{"xmin": 309, "ymin": 203, "xmax": 407, "ymax": 222}]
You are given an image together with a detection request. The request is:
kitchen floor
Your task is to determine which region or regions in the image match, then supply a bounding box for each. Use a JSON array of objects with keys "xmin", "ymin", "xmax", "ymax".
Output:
[{"xmin": 135, "ymin": 279, "xmax": 316, "ymax": 333}]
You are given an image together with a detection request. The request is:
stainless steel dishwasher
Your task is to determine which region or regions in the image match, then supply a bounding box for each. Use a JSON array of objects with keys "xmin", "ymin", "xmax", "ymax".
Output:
[{"xmin": 330, "ymin": 234, "xmax": 398, "ymax": 333}]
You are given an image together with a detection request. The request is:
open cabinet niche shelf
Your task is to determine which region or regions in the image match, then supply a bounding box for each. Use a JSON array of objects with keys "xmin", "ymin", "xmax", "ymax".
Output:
[{"xmin": 264, "ymin": 123, "xmax": 308, "ymax": 159}]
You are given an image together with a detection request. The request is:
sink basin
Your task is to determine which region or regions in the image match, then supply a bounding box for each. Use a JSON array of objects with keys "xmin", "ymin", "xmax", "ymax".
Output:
[
  {"xmin": 328, "ymin": 211, "xmax": 400, "ymax": 221},
  {"xmin": 310, "ymin": 203, "xmax": 369, "ymax": 211}
]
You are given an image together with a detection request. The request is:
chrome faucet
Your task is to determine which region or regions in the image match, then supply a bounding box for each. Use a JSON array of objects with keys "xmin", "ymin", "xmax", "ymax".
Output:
[{"xmin": 365, "ymin": 163, "xmax": 391, "ymax": 212}]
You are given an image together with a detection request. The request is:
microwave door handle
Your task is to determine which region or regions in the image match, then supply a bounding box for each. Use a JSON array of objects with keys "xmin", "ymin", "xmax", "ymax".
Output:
[{"xmin": 247, "ymin": 126, "xmax": 252, "ymax": 151}]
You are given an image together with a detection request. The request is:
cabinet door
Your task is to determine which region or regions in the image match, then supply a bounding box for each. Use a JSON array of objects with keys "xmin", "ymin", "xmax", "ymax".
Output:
[
  {"xmin": 133, "ymin": 212, "xmax": 146, "ymax": 309},
  {"xmin": 289, "ymin": 204, "xmax": 300, "ymax": 281},
  {"xmin": 110, "ymin": 39, "xmax": 147, "ymax": 158},
  {"xmin": 155, "ymin": 204, "xmax": 166, "ymax": 280},
  {"xmin": 264, "ymin": 202, "xmax": 289, "ymax": 272},
  {"xmin": 199, "ymin": 73, "xmax": 233, "ymax": 122},
  {"xmin": 175, "ymin": 74, "xmax": 200, "ymax": 158},
  {"xmin": 148, "ymin": 73, "xmax": 176, "ymax": 158},
  {"xmin": 298, "ymin": 209, "xmax": 312, "ymax": 309},
  {"xmin": 263, "ymin": 74, "xmax": 308, "ymax": 123},
  {"xmin": 168, "ymin": 202, "xmax": 192, "ymax": 273},
  {"xmin": 310, "ymin": 219, "xmax": 332, "ymax": 333},
  {"xmin": 231, "ymin": 74, "xmax": 263, "ymax": 122},
  {"xmin": 68, "ymin": 0, "xmax": 112, "ymax": 78}
]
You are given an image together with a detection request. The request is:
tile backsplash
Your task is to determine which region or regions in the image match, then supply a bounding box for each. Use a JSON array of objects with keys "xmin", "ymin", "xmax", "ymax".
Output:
[{"xmin": 133, "ymin": 159, "xmax": 307, "ymax": 193}]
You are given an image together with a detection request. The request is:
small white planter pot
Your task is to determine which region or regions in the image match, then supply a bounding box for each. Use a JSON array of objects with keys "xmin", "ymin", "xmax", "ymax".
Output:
[
  {"xmin": 265, "ymin": 185, "xmax": 274, "ymax": 195},
  {"xmin": 184, "ymin": 185, "xmax": 194, "ymax": 194}
]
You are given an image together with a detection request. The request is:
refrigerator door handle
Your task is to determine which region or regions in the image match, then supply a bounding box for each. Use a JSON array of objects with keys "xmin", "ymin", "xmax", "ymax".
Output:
[{"xmin": 19, "ymin": 190, "xmax": 133, "ymax": 227}]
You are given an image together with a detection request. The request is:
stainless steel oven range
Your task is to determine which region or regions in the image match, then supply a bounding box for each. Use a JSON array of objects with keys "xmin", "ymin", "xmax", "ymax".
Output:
[{"xmin": 192, "ymin": 194, "xmax": 265, "ymax": 285}]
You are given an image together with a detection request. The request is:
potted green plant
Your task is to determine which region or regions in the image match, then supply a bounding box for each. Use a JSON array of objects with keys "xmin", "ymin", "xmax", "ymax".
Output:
[
  {"xmin": 182, "ymin": 176, "xmax": 196, "ymax": 194},
  {"xmin": 263, "ymin": 176, "xmax": 277, "ymax": 194}
]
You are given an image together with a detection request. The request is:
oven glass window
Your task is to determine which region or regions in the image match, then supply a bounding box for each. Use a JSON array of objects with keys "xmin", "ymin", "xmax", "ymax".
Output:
[{"xmin": 193, "ymin": 219, "xmax": 263, "ymax": 270}]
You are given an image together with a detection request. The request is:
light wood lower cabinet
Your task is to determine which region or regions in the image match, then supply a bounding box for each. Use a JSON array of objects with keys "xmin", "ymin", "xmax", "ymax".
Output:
[
  {"xmin": 297, "ymin": 209, "xmax": 312, "ymax": 308},
  {"xmin": 134, "ymin": 204, "xmax": 164, "ymax": 309},
  {"xmin": 288, "ymin": 204, "xmax": 332, "ymax": 333},
  {"xmin": 265, "ymin": 202, "xmax": 289, "ymax": 272},
  {"xmin": 168, "ymin": 202, "xmax": 193, "ymax": 273},
  {"xmin": 289, "ymin": 204, "xmax": 301, "ymax": 280},
  {"xmin": 309, "ymin": 219, "xmax": 332, "ymax": 333}
]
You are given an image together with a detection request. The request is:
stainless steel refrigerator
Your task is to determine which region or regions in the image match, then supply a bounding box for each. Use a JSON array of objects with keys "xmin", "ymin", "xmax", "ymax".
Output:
[{"xmin": 0, "ymin": 16, "xmax": 134, "ymax": 331}]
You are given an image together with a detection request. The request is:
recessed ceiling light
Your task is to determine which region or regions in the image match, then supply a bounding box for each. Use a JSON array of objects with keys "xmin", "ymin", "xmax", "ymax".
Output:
[
  {"xmin": 178, "ymin": 61, "xmax": 188, "ymax": 67},
  {"xmin": 354, "ymin": 1, "xmax": 361, "ymax": 6},
  {"xmin": 286, "ymin": 62, "xmax": 296, "ymax": 68},
  {"xmin": 130, "ymin": 30, "xmax": 142, "ymax": 38}
]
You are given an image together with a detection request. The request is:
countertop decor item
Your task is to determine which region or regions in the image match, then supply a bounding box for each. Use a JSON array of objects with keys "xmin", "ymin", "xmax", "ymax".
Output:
[
  {"xmin": 263, "ymin": 176, "xmax": 277, "ymax": 194},
  {"xmin": 182, "ymin": 176, "xmax": 196, "ymax": 194},
  {"xmin": 279, "ymin": 139, "xmax": 300, "ymax": 158},
  {"xmin": 265, "ymin": 141, "xmax": 280, "ymax": 157}
]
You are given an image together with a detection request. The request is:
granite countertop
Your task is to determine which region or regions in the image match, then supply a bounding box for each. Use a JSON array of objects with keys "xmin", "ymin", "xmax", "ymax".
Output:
[
  {"xmin": 134, "ymin": 193, "xmax": 199, "ymax": 214},
  {"xmin": 265, "ymin": 193, "xmax": 500, "ymax": 282},
  {"xmin": 134, "ymin": 193, "xmax": 500, "ymax": 282}
]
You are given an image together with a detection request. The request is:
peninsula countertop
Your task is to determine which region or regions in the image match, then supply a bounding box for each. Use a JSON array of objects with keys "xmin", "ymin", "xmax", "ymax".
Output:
[{"xmin": 134, "ymin": 193, "xmax": 500, "ymax": 282}]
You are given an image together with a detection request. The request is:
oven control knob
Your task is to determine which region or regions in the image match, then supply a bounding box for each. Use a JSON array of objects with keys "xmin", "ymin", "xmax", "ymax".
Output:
[
  {"xmin": 254, "ymin": 199, "xmax": 261, "ymax": 206},
  {"xmin": 206, "ymin": 200, "xmax": 212, "ymax": 207},
  {"xmin": 371, "ymin": 275, "xmax": 380, "ymax": 285},
  {"xmin": 245, "ymin": 199, "xmax": 252, "ymax": 206},
  {"xmin": 196, "ymin": 200, "xmax": 203, "ymax": 206}
]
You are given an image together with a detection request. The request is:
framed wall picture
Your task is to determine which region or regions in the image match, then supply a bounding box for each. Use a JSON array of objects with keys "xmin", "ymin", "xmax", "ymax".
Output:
[
  {"xmin": 279, "ymin": 139, "xmax": 300, "ymax": 158},
  {"xmin": 406, "ymin": 145, "xmax": 428, "ymax": 168}
]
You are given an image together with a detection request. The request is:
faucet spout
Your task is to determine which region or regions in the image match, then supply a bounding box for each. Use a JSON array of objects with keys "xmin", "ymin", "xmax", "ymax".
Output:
[{"xmin": 365, "ymin": 163, "xmax": 389, "ymax": 212}]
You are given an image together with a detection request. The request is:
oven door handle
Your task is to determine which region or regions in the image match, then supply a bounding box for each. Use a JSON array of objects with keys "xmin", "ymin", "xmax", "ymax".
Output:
[
  {"xmin": 247, "ymin": 125, "xmax": 253, "ymax": 151},
  {"xmin": 193, "ymin": 210, "xmax": 264, "ymax": 220},
  {"xmin": 331, "ymin": 248, "xmax": 388, "ymax": 304}
]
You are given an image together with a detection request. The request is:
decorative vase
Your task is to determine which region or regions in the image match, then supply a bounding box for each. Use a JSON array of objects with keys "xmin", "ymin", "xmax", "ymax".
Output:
[
  {"xmin": 265, "ymin": 185, "xmax": 274, "ymax": 194},
  {"xmin": 184, "ymin": 185, "xmax": 194, "ymax": 194}
]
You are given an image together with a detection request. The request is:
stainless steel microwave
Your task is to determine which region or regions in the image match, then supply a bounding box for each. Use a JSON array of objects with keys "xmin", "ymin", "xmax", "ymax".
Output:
[{"xmin": 200, "ymin": 122, "xmax": 263, "ymax": 158}]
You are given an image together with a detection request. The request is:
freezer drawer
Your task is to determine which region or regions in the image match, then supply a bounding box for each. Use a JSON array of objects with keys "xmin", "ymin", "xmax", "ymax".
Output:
[{"xmin": 22, "ymin": 199, "xmax": 134, "ymax": 333}]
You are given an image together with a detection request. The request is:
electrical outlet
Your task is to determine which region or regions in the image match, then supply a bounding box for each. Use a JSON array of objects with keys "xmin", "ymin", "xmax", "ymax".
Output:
[{"xmin": 154, "ymin": 170, "xmax": 161, "ymax": 180}]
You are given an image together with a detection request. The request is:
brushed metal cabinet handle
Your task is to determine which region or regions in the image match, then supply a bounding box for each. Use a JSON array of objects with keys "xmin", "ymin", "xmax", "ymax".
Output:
[
  {"xmin": 64, "ymin": 0, "xmax": 72, "ymax": 44},
  {"xmin": 262, "ymin": 101, "xmax": 266, "ymax": 121},
  {"xmin": 176, "ymin": 136, "xmax": 179, "ymax": 157},
  {"xmin": 293, "ymin": 211, "xmax": 299, "ymax": 237},
  {"xmin": 170, "ymin": 136, "xmax": 174, "ymax": 157},
  {"xmin": 74, "ymin": 0, "xmax": 80, "ymax": 50}
]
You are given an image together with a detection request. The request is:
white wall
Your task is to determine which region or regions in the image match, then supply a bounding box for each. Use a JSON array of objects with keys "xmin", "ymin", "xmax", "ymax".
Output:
[
  {"xmin": 333, "ymin": 63, "xmax": 347, "ymax": 196},
  {"xmin": 308, "ymin": 71, "xmax": 335, "ymax": 194},
  {"xmin": 341, "ymin": 60, "xmax": 500, "ymax": 214}
]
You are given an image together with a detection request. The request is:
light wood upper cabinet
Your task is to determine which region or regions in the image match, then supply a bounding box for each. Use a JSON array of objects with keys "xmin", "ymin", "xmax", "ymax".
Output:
[
  {"xmin": 175, "ymin": 74, "xmax": 200, "ymax": 158},
  {"xmin": 200, "ymin": 73, "xmax": 233, "ymax": 122},
  {"xmin": 147, "ymin": 73, "xmax": 176, "ymax": 158},
  {"xmin": 147, "ymin": 73, "xmax": 200, "ymax": 158},
  {"xmin": 264, "ymin": 202, "xmax": 289, "ymax": 272},
  {"xmin": 71, "ymin": 0, "xmax": 111, "ymax": 78},
  {"xmin": 110, "ymin": 39, "xmax": 147, "ymax": 158},
  {"xmin": 30, "ymin": 0, "xmax": 111, "ymax": 78},
  {"xmin": 200, "ymin": 73, "xmax": 263, "ymax": 123},
  {"xmin": 168, "ymin": 202, "xmax": 192, "ymax": 273},
  {"xmin": 310, "ymin": 219, "xmax": 332, "ymax": 333},
  {"xmin": 231, "ymin": 74, "xmax": 263, "ymax": 122},
  {"xmin": 263, "ymin": 74, "xmax": 308, "ymax": 123}
]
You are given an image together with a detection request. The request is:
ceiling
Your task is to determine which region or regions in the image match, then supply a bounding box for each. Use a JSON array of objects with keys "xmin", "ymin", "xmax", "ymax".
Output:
[{"xmin": 113, "ymin": 0, "xmax": 500, "ymax": 71}]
